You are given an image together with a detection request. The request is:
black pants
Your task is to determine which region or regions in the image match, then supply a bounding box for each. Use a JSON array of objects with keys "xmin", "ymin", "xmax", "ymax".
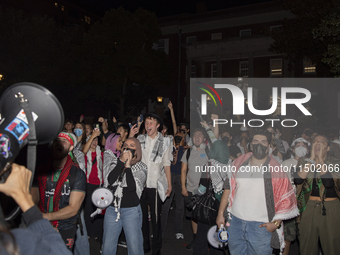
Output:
[
  {"xmin": 141, "ymin": 188, "xmax": 162, "ymax": 254},
  {"xmin": 193, "ymin": 222, "xmax": 227, "ymax": 255},
  {"xmin": 84, "ymin": 183, "xmax": 104, "ymax": 241},
  {"xmin": 59, "ymin": 225, "xmax": 77, "ymax": 252}
]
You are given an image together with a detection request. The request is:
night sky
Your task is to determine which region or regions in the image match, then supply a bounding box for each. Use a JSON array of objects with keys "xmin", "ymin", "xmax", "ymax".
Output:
[{"xmin": 80, "ymin": 0, "xmax": 274, "ymax": 17}]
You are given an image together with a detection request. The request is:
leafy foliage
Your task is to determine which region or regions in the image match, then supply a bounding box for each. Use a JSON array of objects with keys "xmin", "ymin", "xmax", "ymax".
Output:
[{"xmin": 270, "ymin": 0, "xmax": 340, "ymax": 76}]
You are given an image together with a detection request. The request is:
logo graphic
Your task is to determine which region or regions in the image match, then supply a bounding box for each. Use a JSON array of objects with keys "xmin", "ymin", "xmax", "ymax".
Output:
[
  {"xmin": 196, "ymin": 81, "xmax": 313, "ymax": 128},
  {"xmin": 197, "ymin": 82, "xmax": 222, "ymax": 115}
]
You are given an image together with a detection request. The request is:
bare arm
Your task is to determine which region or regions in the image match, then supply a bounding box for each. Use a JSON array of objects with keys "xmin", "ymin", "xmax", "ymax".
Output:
[
  {"xmin": 168, "ymin": 101, "xmax": 177, "ymax": 134},
  {"xmin": 31, "ymin": 186, "xmax": 40, "ymax": 205},
  {"xmin": 42, "ymin": 191, "xmax": 85, "ymax": 221},
  {"xmin": 83, "ymin": 129, "xmax": 100, "ymax": 154},
  {"xmin": 216, "ymin": 189, "xmax": 230, "ymax": 227},
  {"xmin": 181, "ymin": 162, "xmax": 188, "ymax": 196},
  {"xmin": 211, "ymin": 114, "xmax": 219, "ymax": 140}
]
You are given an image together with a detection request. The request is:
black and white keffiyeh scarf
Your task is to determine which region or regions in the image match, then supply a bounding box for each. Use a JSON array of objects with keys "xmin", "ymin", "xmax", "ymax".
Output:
[
  {"xmin": 103, "ymin": 150, "xmax": 147, "ymax": 221},
  {"xmin": 103, "ymin": 150, "xmax": 118, "ymax": 187},
  {"xmin": 86, "ymin": 146, "xmax": 103, "ymax": 184},
  {"xmin": 111, "ymin": 161, "xmax": 147, "ymax": 221},
  {"xmin": 138, "ymin": 133, "xmax": 172, "ymax": 163}
]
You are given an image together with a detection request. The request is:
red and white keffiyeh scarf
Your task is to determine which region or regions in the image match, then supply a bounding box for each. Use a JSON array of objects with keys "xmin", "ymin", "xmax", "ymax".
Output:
[{"xmin": 227, "ymin": 152, "xmax": 299, "ymax": 251}]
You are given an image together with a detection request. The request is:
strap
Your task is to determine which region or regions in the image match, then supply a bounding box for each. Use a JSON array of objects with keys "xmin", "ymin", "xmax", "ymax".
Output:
[{"xmin": 186, "ymin": 147, "xmax": 191, "ymax": 161}]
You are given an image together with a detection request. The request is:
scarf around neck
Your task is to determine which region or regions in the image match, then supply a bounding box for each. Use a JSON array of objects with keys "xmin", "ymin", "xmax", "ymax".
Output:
[
  {"xmin": 138, "ymin": 132, "xmax": 172, "ymax": 164},
  {"xmin": 38, "ymin": 155, "xmax": 75, "ymax": 228},
  {"xmin": 228, "ymin": 152, "xmax": 299, "ymax": 252},
  {"xmin": 86, "ymin": 146, "xmax": 103, "ymax": 184}
]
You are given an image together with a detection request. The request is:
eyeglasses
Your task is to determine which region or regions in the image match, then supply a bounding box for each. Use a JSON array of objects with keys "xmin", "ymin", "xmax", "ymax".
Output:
[{"xmin": 180, "ymin": 129, "xmax": 187, "ymax": 133}]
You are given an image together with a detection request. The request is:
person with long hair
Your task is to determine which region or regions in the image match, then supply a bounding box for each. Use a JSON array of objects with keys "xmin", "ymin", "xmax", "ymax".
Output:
[
  {"xmin": 73, "ymin": 122, "xmax": 87, "ymax": 151},
  {"xmin": 102, "ymin": 137, "xmax": 147, "ymax": 255}
]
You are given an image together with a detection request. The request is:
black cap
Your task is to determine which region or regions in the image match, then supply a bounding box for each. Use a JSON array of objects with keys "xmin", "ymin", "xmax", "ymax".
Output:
[{"xmin": 144, "ymin": 112, "xmax": 163, "ymax": 131}]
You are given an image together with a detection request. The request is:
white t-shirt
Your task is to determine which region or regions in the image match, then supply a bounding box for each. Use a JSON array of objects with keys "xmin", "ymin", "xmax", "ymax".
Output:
[
  {"xmin": 141, "ymin": 133, "xmax": 172, "ymax": 188},
  {"xmin": 231, "ymin": 164, "xmax": 269, "ymax": 222}
]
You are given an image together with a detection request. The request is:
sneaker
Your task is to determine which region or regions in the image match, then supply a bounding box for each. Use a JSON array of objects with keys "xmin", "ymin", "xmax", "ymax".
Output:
[
  {"xmin": 117, "ymin": 241, "xmax": 127, "ymax": 248},
  {"xmin": 175, "ymin": 233, "xmax": 184, "ymax": 240}
]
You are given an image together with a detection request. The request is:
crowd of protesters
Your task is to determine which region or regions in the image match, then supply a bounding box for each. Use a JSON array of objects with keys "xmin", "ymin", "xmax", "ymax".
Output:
[{"xmin": 1, "ymin": 100, "xmax": 340, "ymax": 255}]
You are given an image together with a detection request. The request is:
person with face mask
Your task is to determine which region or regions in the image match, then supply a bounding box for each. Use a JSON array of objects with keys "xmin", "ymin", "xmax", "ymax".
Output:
[
  {"xmin": 102, "ymin": 137, "xmax": 147, "ymax": 255},
  {"xmin": 294, "ymin": 135, "xmax": 340, "ymax": 255},
  {"xmin": 216, "ymin": 128, "xmax": 299, "ymax": 255},
  {"xmin": 280, "ymin": 138, "xmax": 310, "ymax": 255},
  {"xmin": 221, "ymin": 131, "xmax": 241, "ymax": 161}
]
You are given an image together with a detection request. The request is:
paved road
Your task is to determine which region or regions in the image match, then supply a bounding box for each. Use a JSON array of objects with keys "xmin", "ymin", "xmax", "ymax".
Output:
[{"xmin": 90, "ymin": 207, "xmax": 300, "ymax": 255}]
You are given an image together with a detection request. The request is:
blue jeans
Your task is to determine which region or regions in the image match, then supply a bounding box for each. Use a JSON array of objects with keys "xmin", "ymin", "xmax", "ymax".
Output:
[
  {"xmin": 228, "ymin": 215, "xmax": 272, "ymax": 255},
  {"xmin": 102, "ymin": 205, "xmax": 143, "ymax": 255},
  {"xmin": 74, "ymin": 210, "xmax": 90, "ymax": 255}
]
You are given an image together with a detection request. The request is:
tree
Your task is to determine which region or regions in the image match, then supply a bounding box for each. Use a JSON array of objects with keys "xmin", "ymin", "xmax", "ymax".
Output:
[
  {"xmin": 270, "ymin": 0, "xmax": 340, "ymax": 76},
  {"xmin": 313, "ymin": 1, "xmax": 340, "ymax": 75},
  {"xmin": 0, "ymin": 7, "xmax": 84, "ymax": 116},
  {"xmin": 77, "ymin": 7, "xmax": 170, "ymax": 120}
]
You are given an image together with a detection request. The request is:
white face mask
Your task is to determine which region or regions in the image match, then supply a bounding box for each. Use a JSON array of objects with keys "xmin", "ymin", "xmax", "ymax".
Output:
[{"xmin": 295, "ymin": 146, "xmax": 307, "ymax": 158}]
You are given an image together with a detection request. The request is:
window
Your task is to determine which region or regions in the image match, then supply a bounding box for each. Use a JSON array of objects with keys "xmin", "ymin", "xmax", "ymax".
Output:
[
  {"xmin": 240, "ymin": 29, "xmax": 251, "ymax": 37},
  {"xmin": 191, "ymin": 65, "xmax": 196, "ymax": 78},
  {"xmin": 211, "ymin": 33, "xmax": 222, "ymax": 40},
  {"xmin": 270, "ymin": 25, "xmax": 282, "ymax": 32},
  {"xmin": 270, "ymin": 59, "xmax": 282, "ymax": 76},
  {"xmin": 186, "ymin": 36, "xmax": 196, "ymax": 44},
  {"xmin": 156, "ymin": 38, "xmax": 169, "ymax": 55},
  {"xmin": 211, "ymin": 64, "xmax": 217, "ymax": 78},
  {"xmin": 84, "ymin": 15, "xmax": 91, "ymax": 24},
  {"xmin": 239, "ymin": 61, "xmax": 249, "ymax": 77},
  {"xmin": 61, "ymin": 5, "xmax": 65, "ymax": 11},
  {"xmin": 303, "ymin": 59, "xmax": 316, "ymax": 73}
]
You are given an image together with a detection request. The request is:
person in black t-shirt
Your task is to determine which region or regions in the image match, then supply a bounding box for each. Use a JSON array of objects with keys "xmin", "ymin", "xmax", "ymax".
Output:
[
  {"xmin": 102, "ymin": 137, "xmax": 147, "ymax": 255},
  {"xmin": 32, "ymin": 132, "xmax": 86, "ymax": 251}
]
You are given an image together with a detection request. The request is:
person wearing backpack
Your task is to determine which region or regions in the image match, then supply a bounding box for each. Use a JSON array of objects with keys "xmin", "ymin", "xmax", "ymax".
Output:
[{"xmin": 181, "ymin": 128, "xmax": 209, "ymax": 250}]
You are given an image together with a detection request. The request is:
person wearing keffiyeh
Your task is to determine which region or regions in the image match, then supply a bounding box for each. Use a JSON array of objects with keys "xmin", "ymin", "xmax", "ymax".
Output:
[
  {"xmin": 102, "ymin": 137, "xmax": 147, "ymax": 255},
  {"xmin": 216, "ymin": 128, "xmax": 299, "ymax": 254},
  {"xmin": 83, "ymin": 136, "xmax": 105, "ymax": 241},
  {"xmin": 294, "ymin": 134, "xmax": 340, "ymax": 255},
  {"xmin": 31, "ymin": 132, "xmax": 86, "ymax": 252}
]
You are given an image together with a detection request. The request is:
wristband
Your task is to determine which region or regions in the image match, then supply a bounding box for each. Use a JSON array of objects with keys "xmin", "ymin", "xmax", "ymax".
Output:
[
  {"xmin": 125, "ymin": 165, "xmax": 131, "ymax": 168},
  {"xmin": 272, "ymin": 220, "xmax": 281, "ymax": 229}
]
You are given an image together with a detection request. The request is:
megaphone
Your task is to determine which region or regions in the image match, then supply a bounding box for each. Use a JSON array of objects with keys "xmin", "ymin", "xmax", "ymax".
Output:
[
  {"xmin": 0, "ymin": 82, "xmax": 64, "ymax": 171},
  {"xmin": 207, "ymin": 225, "xmax": 229, "ymax": 250},
  {"xmin": 90, "ymin": 187, "xmax": 114, "ymax": 218},
  {"xmin": 0, "ymin": 82, "xmax": 64, "ymax": 220}
]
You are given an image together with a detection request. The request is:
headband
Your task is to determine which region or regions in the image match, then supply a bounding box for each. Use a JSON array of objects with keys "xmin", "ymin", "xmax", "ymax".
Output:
[{"xmin": 58, "ymin": 132, "xmax": 75, "ymax": 146}]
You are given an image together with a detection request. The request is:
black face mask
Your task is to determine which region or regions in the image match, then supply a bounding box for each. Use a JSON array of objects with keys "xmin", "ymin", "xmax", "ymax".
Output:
[
  {"xmin": 123, "ymin": 148, "xmax": 135, "ymax": 158},
  {"xmin": 174, "ymin": 136, "xmax": 183, "ymax": 145},
  {"xmin": 222, "ymin": 136, "xmax": 229, "ymax": 144},
  {"xmin": 252, "ymin": 144, "xmax": 268, "ymax": 160}
]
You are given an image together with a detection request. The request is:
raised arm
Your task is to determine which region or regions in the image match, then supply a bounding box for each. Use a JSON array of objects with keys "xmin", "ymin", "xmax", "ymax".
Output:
[{"xmin": 168, "ymin": 101, "xmax": 177, "ymax": 134}]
